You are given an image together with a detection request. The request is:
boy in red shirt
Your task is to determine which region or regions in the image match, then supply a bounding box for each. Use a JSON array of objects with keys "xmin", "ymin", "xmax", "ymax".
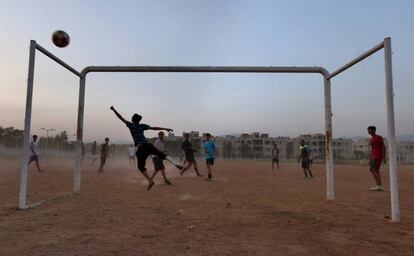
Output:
[{"xmin": 367, "ymin": 126, "xmax": 386, "ymax": 191}]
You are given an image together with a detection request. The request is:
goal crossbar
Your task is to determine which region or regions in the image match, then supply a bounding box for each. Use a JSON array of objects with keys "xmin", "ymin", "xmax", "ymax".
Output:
[{"xmin": 19, "ymin": 38, "xmax": 399, "ymax": 222}]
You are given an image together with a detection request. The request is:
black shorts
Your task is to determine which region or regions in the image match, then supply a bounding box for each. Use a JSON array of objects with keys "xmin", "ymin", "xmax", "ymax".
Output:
[
  {"xmin": 301, "ymin": 160, "xmax": 310, "ymax": 169},
  {"xmin": 136, "ymin": 143, "xmax": 166, "ymax": 172},
  {"xmin": 185, "ymin": 155, "xmax": 196, "ymax": 163},
  {"xmin": 153, "ymin": 157, "xmax": 165, "ymax": 170},
  {"xmin": 29, "ymin": 155, "xmax": 39, "ymax": 162},
  {"xmin": 272, "ymin": 158, "xmax": 279, "ymax": 163},
  {"xmin": 206, "ymin": 158, "xmax": 215, "ymax": 166},
  {"xmin": 370, "ymin": 159, "xmax": 382, "ymax": 171}
]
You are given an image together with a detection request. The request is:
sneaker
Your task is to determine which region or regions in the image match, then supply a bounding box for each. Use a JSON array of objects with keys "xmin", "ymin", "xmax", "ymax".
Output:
[
  {"xmin": 377, "ymin": 185, "xmax": 385, "ymax": 191},
  {"xmin": 165, "ymin": 179, "xmax": 172, "ymax": 185},
  {"xmin": 369, "ymin": 185, "xmax": 385, "ymax": 191}
]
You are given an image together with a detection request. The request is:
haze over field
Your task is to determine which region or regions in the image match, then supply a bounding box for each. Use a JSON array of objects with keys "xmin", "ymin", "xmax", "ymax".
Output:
[{"xmin": 1, "ymin": 0, "xmax": 413, "ymax": 143}]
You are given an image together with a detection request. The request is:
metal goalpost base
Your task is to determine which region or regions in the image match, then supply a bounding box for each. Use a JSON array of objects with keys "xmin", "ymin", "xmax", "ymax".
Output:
[{"xmin": 20, "ymin": 38, "xmax": 399, "ymax": 222}]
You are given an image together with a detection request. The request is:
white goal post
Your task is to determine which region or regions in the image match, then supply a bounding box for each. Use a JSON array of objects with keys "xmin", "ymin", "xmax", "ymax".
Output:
[{"xmin": 19, "ymin": 38, "xmax": 399, "ymax": 222}]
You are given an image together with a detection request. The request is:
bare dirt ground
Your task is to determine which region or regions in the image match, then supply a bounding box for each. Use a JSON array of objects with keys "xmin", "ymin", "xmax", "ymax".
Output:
[{"xmin": 0, "ymin": 156, "xmax": 413, "ymax": 256}]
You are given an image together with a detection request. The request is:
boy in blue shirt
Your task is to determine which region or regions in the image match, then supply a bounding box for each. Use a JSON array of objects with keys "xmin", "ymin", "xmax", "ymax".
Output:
[{"xmin": 203, "ymin": 133, "xmax": 216, "ymax": 181}]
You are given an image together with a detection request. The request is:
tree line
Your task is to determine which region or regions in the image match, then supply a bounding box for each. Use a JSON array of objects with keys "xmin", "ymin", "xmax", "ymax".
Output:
[{"xmin": 0, "ymin": 126, "xmax": 71, "ymax": 150}]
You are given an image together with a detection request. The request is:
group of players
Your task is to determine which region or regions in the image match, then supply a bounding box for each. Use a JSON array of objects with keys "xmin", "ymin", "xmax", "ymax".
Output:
[
  {"xmin": 105, "ymin": 106, "xmax": 216, "ymax": 190},
  {"xmin": 27, "ymin": 107, "xmax": 387, "ymax": 192}
]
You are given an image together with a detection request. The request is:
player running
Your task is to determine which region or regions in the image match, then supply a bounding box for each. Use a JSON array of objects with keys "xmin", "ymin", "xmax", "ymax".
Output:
[
  {"xmin": 203, "ymin": 133, "xmax": 216, "ymax": 181},
  {"xmin": 28, "ymin": 134, "xmax": 42, "ymax": 172},
  {"xmin": 271, "ymin": 142, "xmax": 280, "ymax": 170},
  {"xmin": 180, "ymin": 133, "xmax": 203, "ymax": 177},
  {"xmin": 368, "ymin": 126, "xmax": 386, "ymax": 191},
  {"xmin": 98, "ymin": 137, "xmax": 110, "ymax": 172},
  {"xmin": 297, "ymin": 140, "xmax": 313, "ymax": 179},
  {"xmin": 150, "ymin": 132, "xmax": 172, "ymax": 185},
  {"xmin": 110, "ymin": 106, "xmax": 183, "ymax": 190}
]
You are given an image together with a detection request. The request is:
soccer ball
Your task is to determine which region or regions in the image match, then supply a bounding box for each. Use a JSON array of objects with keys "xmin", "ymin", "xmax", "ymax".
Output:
[{"xmin": 52, "ymin": 30, "xmax": 70, "ymax": 48}]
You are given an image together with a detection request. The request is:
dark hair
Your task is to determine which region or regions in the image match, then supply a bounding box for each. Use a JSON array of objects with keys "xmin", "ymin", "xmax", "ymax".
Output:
[
  {"xmin": 158, "ymin": 131, "xmax": 164, "ymax": 136},
  {"xmin": 183, "ymin": 133, "xmax": 189, "ymax": 138},
  {"xmin": 205, "ymin": 133, "xmax": 211, "ymax": 138},
  {"xmin": 367, "ymin": 126, "xmax": 376, "ymax": 131},
  {"xmin": 33, "ymin": 135, "xmax": 38, "ymax": 138},
  {"xmin": 105, "ymin": 137, "xmax": 109, "ymax": 141},
  {"xmin": 132, "ymin": 114, "xmax": 142, "ymax": 123}
]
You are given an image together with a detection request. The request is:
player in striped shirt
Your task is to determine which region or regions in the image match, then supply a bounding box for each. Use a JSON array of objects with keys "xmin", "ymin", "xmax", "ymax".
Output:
[{"xmin": 110, "ymin": 106, "xmax": 183, "ymax": 190}]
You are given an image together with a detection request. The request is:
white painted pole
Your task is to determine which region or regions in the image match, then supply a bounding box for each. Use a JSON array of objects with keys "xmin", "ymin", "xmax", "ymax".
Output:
[
  {"xmin": 324, "ymin": 77, "xmax": 334, "ymax": 200},
  {"xmin": 384, "ymin": 37, "xmax": 400, "ymax": 222},
  {"xmin": 19, "ymin": 40, "xmax": 36, "ymax": 209},
  {"xmin": 74, "ymin": 76, "xmax": 86, "ymax": 192}
]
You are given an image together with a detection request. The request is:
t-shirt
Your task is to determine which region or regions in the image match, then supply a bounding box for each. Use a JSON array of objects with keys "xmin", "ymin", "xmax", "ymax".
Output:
[
  {"xmin": 30, "ymin": 141, "xmax": 38, "ymax": 156},
  {"xmin": 204, "ymin": 141, "xmax": 216, "ymax": 159},
  {"xmin": 370, "ymin": 134, "xmax": 385, "ymax": 160},
  {"xmin": 128, "ymin": 147, "xmax": 135, "ymax": 156},
  {"xmin": 125, "ymin": 121, "xmax": 150, "ymax": 145},
  {"xmin": 300, "ymin": 145, "xmax": 310, "ymax": 161},
  {"xmin": 182, "ymin": 140, "xmax": 195, "ymax": 158},
  {"xmin": 101, "ymin": 143, "xmax": 109, "ymax": 156},
  {"xmin": 272, "ymin": 147, "xmax": 280, "ymax": 159},
  {"xmin": 154, "ymin": 138, "xmax": 165, "ymax": 153}
]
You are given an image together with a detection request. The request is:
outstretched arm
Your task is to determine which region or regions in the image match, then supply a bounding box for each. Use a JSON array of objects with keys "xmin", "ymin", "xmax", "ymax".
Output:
[
  {"xmin": 149, "ymin": 126, "xmax": 173, "ymax": 133},
  {"xmin": 110, "ymin": 106, "xmax": 127, "ymax": 123}
]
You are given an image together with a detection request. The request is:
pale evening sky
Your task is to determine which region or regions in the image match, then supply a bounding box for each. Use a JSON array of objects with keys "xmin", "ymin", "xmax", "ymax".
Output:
[{"xmin": 0, "ymin": 0, "xmax": 413, "ymax": 143}]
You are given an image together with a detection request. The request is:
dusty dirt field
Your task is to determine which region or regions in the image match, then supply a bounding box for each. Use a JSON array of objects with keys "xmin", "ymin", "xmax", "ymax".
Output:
[{"xmin": 0, "ymin": 156, "xmax": 414, "ymax": 256}]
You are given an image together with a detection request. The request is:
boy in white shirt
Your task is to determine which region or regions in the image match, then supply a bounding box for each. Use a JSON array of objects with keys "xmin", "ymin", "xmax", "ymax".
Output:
[
  {"xmin": 150, "ymin": 132, "xmax": 172, "ymax": 185},
  {"xmin": 28, "ymin": 135, "xmax": 42, "ymax": 172}
]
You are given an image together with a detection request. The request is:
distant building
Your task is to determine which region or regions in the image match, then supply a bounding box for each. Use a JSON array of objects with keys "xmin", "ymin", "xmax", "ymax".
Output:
[
  {"xmin": 289, "ymin": 134, "xmax": 353, "ymax": 160},
  {"xmin": 352, "ymin": 138, "xmax": 371, "ymax": 159}
]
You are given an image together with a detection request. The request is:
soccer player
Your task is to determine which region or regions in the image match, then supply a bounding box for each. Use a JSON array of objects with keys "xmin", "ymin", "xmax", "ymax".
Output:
[
  {"xmin": 128, "ymin": 144, "xmax": 136, "ymax": 167},
  {"xmin": 98, "ymin": 138, "xmax": 110, "ymax": 173},
  {"xmin": 180, "ymin": 133, "xmax": 203, "ymax": 177},
  {"xmin": 271, "ymin": 142, "xmax": 280, "ymax": 170},
  {"xmin": 368, "ymin": 126, "xmax": 386, "ymax": 191},
  {"xmin": 150, "ymin": 132, "xmax": 172, "ymax": 185},
  {"xmin": 91, "ymin": 141, "xmax": 98, "ymax": 165},
  {"xmin": 297, "ymin": 140, "xmax": 313, "ymax": 179},
  {"xmin": 203, "ymin": 133, "xmax": 216, "ymax": 181},
  {"xmin": 110, "ymin": 106, "xmax": 183, "ymax": 190},
  {"xmin": 28, "ymin": 134, "xmax": 42, "ymax": 172}
]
